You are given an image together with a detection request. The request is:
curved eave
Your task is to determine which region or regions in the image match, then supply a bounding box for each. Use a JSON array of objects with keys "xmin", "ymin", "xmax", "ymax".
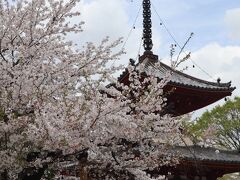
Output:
[
  {"xmin": 118, "ymin": 73, "xmax": 235, "ymax": 116},
  {"xmin": 151, "ymin": 145, "xmax": 240, "ymax": 178},
  {"xmin": 164, "ymin": 84, "xmax": 234, "ymax": 116},
  {"xmin": 119, "ymin": 71, "xmax": 235, "ymax": 92},
  {"xmin": 167, "ymin": 80, "xmax": 236, "ymax": 93},
  {"xmin": 118, "ymin": 59, "xmax": 235, "ymax": 116},
  {"xmin": 166, "ymin": 159, "xmax": 240, "ymax": 178},
  {"xmin": 159, "ymin": 62, "xmax": 232, "ymax": 89},
  {"xmin": 119, "ymin": 61, "xmax": 235, "ymax": 92}
]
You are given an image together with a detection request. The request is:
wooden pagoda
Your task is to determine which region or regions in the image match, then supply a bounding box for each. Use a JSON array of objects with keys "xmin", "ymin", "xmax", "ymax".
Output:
[
  {"xmin": 120, "ymin": 1, "xmax": 237, "ymax": 179},
  {"xmin": 118, "ymin": 0, "xmax": 235, "ymax": 116}
]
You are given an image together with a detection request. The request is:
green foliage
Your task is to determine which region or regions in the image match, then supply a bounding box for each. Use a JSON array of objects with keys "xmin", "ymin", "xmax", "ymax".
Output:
[
  {"xmin": 185, "ymin": 97, "xmax": 240, "ymax": 151},
  {"xmin": 219, "ymin": 173, "xmax": 240, "ymax": 180}
]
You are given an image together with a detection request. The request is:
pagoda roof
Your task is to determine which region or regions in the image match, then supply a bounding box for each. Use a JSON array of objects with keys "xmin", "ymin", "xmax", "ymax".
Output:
[
  {"xmin": 119, "ymin": 54, "xmax": 235, "ymax": 92},
  {"xmin": 144, "ymin": 60, "xmax": 234, "ymax": 92},
  {"xmin": 118, "ymin": 53, "xmax": 235, "ymax": 116},
  {"xmin": 170, "ymin": 145, "xmax": 240, "ymax": 164},
  {"xmin": 148, "ymin": 145, "xmax": 240, "ymax": 178}
]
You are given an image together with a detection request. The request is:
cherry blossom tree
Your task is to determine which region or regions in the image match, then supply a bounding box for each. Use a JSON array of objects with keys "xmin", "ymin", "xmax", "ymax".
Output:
[{"xmin": 0, "ymin": 0, "xmax": 183, "ymax": 179}]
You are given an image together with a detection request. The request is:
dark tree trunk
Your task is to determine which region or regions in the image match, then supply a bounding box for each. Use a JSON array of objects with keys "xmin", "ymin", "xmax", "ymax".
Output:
[
  {"xmin": 1, "ymin": 170, "xmax": 9, "ymax": 180},
  {"xmin": 18, "ymin": 165, "xmax": 48, "ymax": 180}
]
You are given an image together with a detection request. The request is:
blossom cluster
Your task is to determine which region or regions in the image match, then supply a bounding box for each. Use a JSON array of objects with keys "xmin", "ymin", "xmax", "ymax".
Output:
[{"xmin": 0, "ymin": 1, "xmax": 182, "ymax": 179}]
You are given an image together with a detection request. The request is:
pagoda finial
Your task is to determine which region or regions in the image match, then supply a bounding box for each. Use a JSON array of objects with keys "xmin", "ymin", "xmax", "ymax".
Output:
[{"xmin": 143, "ymin": 0, "xmax": 153, "ymax": 53}]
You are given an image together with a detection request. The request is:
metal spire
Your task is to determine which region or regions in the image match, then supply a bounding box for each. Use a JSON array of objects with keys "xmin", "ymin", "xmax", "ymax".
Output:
[{"xmin": 142, "ymin": 0, "xmax": 153, "ymax": 52}]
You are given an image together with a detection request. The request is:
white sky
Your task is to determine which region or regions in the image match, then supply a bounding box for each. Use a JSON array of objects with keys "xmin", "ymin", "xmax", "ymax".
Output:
[{"xmin": 69, "ymin": 0, "xmax": 240, "ymax": 118}]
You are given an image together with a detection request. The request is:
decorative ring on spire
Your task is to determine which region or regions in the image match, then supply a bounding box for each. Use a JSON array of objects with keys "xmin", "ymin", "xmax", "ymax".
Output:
[{"xmin": 143, "ymin": 0, "xmax": 153, "ymax": 52}]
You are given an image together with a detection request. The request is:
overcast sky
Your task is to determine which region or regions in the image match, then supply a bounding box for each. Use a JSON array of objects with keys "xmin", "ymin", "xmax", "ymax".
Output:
[{"xmin": 71, "ymin": 0, "xmax": 240, "ymax": 117}]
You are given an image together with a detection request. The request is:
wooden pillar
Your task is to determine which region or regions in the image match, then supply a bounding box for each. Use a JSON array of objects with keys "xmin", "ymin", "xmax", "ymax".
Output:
[{"xmin": 79, "ymin": 165, "xmax": 89, "ymax": 180}]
